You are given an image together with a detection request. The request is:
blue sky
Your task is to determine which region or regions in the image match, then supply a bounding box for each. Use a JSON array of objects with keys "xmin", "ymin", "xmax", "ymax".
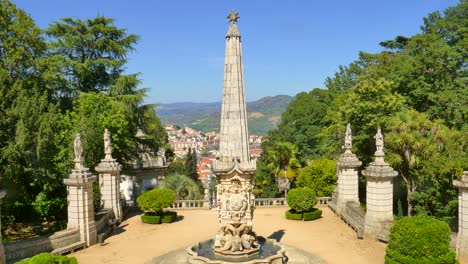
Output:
[{"xmin": 13, "ymin": 0, "xmax": 459, "ymax": 103}]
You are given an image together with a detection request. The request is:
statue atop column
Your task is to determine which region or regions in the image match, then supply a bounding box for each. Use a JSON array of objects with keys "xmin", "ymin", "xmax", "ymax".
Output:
[
  {"xmin": 344, "ymin": 123, "xmax": 352, "ymax": 152},
  {"xmin": 104, "ymin": 128, "xmax": 113, "ymax": 160},
  {"xmin": 74, "ymin": 133, "xmax": 84, "ymax": 168},
  {"xmin": 374, "ymin": 127, "xmax": 384, "ymax": 157}
]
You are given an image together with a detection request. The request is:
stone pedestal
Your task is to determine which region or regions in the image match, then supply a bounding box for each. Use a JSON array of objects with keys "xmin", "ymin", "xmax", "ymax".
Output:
[
  {"xmin": 454, "ymin": 171, "xmax": 468, "ymax": 253},
  {"xmin": 0, "ymin": 190, "xmax": 5, "ymax": 264},
  {"xmin": 64, "ymin": 162, "xmax": 97, "ymax": 247},
  {"xmin": 336, "ymin": 150, "xmax": 362, "ymax": 213},
  {"xmin": 95, "ymin": 157, "xmax": 122, "ymax": 221},
  {"xmin": 362, "ymin": 154, "xmax": 397, "ymax": 238}
]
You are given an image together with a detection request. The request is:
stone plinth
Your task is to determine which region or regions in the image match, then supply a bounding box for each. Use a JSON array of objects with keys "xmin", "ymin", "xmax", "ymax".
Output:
[
  {"xmin": 64, "ymin": 164, "xmax": 97, "ymax": 247},
  {"xmin": 95, "ymin": 158, "xmax": 122, "ymax": 221},
  {"xmin": 336, "ymin": 150, "xmax": 362, "ymax": 213},
  {"xmin": 454, "ymin": 171, "xmax": 468, "ymax": 253},
  {"xmin": 362, "ymin": 155, "xmax": 397, "ymax": 238}
]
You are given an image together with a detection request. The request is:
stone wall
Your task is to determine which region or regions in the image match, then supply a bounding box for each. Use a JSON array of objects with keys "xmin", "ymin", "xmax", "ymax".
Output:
[{"xmin": 5, "ymin": 229, "xmax": 79, "ymax": 263}]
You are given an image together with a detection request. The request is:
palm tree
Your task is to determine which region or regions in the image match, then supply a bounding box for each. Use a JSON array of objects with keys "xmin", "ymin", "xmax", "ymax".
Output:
[
  {"xmin": 265, "ymin": 141, "xmax": 302, "ymax": 197},
  {"xmin": 160, "ymin": 173, "xmax": 202, "ymax": 200}
]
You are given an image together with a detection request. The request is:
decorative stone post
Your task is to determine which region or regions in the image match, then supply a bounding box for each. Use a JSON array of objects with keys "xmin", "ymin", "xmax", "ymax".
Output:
[
  {"xmin": 95, "ymin": 129, "xmax": 122, "ymax": 221},
  {"xmin": 454, "ymin": 171, "xmax": 468, "ymax": 253},
  {"xmin": 64, "ymin": 134, "xmax": 97, "ymax": 246},
  {"xmin": 211, "ymin": 11, "xmax": 259, "ymax": 258},
  {"xmin": 0, "ymin": 190, "xmax": 5, "ymax": 264},
  {"xmin": 336, "ymin": 123, "xmax": 362, "ymax": 213},
  {"xmin": 362, "ymin": 127, "xmax": 398, "ymax": 239}
]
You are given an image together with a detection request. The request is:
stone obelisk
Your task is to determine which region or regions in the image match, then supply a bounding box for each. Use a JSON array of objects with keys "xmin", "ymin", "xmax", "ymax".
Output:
[{"xmin": 212, "ymin": 11, "xmax": 259, "ymax": 257}]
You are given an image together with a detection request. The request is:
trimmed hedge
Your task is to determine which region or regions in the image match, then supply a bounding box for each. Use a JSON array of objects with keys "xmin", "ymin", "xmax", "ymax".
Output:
[
  {"xmin": 287, "ymin": 187, "xmax": 317, "ymax": 213},
  {"xmin": 137, "ymin": 188, "xmax": 175, "ymax": 214},
  {"xmin": 16, "ymin": 253, "xmax": 78, "ymax": 264},
  {"xmin": 161, "ymin": 211, "xmax": 177, "ymax": 223},
  {"xmin": 285, "ymin": 209, "xmax": 303, "ymax": 220},
  {"xmin": 303, "ymin": 208, "xmax": 322, "ymax": 221},
  {"xmin": 141, "ymin": 214, "xmax": 161, "ymax": 224},
  {"xmin": 385, "ymin": 215, "xmax": 458, "ymax": 264}
]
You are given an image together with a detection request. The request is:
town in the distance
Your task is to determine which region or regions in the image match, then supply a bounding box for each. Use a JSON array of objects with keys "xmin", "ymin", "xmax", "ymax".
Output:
[{"xmin": 165, "ymin": 123, "xmax": 264, "ymax": 185}]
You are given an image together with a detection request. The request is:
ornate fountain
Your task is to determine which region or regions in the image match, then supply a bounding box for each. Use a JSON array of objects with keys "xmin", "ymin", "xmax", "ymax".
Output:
[{"xmin": 187, "ymin": 11, "xmax": 285, "ymax": 264}]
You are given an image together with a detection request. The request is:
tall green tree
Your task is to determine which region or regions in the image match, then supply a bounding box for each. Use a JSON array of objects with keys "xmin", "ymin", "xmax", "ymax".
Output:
[
  {"xmin": 161, "ymin": 174, "xmax": 202, "ymax": 200},
  {"xmin": 0, "ymin": 0, "xmax": 64, "ymax": 223},
  {"xmin": 185, "ymin": 148, "xmax": 198, "ymax": 182},
  {"xmin": 296, "ymin": 159, "xmax": 336, "ymax": 197},
  {"xmin": 386, "ymin": 109, "xmax": 466, "ymax": 218},
  {"xmin": 265, "ymin": 141, "xmax": 301, "ymax": 196}
]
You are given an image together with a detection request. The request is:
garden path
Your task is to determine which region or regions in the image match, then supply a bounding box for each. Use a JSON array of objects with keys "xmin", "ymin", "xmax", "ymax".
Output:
[{"xmin": 70, "ymin": 207, "xmax": 467, "ymax": 264}]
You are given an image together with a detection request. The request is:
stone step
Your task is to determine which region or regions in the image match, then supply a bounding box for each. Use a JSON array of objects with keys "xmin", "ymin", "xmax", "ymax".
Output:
[{"xmin": 51, "ymin": 241, "xmax": 86, "ymax": 255}]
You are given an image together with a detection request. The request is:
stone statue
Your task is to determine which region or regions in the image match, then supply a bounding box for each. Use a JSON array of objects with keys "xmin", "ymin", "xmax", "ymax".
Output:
[
  {"xmin": 104, "ymin": 128, "xmax": 112, "ymax": 158},
  {"xmin": 74, "ymin": 133, "xmax": 83, "ymax": 161},
  {"xmin": 344, "ymin": 123, "xmax": 352, "ymax": 150},
  {"xmin": 374, "ymin": 127, "xmax": 384, "ymax": 154}
]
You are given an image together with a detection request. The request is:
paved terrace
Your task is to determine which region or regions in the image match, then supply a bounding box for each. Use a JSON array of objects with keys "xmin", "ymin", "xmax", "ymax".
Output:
[{"xmin": 71, "ymin": 207, "xmax": 393, "ymax": 264}]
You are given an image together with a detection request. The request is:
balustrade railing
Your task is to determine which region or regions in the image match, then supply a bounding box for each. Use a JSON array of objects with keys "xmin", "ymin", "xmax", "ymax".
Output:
[
  {"xmin": 169, "ymin": 196, "xmax": 331, "ymax": 210},
  {"xmin": 170, "ymin": 199, "xmax": 207, "ymax": 209}
]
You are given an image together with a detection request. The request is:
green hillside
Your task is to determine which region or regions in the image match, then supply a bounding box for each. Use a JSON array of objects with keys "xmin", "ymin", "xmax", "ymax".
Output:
[{"xmin": 157, "ymin": 95, "xmax": 293, "ymax": 135}]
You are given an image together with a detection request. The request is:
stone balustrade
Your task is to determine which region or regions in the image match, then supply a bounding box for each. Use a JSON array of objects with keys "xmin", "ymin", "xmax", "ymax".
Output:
[
  {"xmin": 170, "ymin": 200, "xmax": 208, "ymax": 209},
  {"xmin": 169, "ymin": 197, "xmax": 331, "ymax": 210}
]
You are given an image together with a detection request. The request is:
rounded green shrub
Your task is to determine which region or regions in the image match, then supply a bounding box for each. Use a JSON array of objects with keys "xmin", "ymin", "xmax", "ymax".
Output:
[
  {"xmin": 287, "ymin": 187, "xmax": 317, "ymax": 213},
  {"xmin": 141, "ymin": 214, "xmax": 161, "ymax": 224},
  {"xmin": 16, "ymin": 252, "xmax": 78, "ymax": 264},
  {"xmin": 137, "ymin": 188, "xmax": 175, "ymax": 214},
  {"xmin": 161, "ymin": 211, "xmax": 177, "ymax": 223},
  {"xmin": 385, "ymin": 215, "xmax": 458, "ymax": 264},
  {"xmin": 285, "ymin": 209, "xmax": 303, "ymax": 220},
  {"xmin": 303, "ymin": 208, "xmax": 322, "ymax": 221}
]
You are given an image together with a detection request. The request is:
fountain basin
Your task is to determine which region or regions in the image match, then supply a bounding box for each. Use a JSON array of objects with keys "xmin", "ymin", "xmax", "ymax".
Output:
[{"xmin": 187, "ymin": 237, "xmax": 286, "ymax": 264}]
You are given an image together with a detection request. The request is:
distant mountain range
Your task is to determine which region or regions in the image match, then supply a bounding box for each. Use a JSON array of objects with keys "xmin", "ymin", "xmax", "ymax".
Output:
[{"xmin": 157, "ymin": 95, "xmax": 293, "ymax": 135}]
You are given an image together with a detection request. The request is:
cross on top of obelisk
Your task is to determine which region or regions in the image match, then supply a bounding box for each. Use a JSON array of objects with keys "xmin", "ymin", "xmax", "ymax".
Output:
[{"xmin": 227, "ymin": 11, "xmax": 240, "ymax": 24}]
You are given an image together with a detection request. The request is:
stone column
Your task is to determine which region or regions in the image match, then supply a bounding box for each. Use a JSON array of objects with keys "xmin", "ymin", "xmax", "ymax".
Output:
[
  {"xmin": 0, "ymin": 190, "xmax": 5, "ymax": 264},
  {"xmin": 336, "ymin": 123, "xmax": 362, "ymax": 213},
  {"xmin": 362, "ymin": 127, "xmax": 398, "ymax": 238},
  {"xmin": 454, "ymin": 171, "xmax": 468, "ymax": 253},
  {"xmin": 64, "ymin": 133, "xmax": 97, "ymax": 246},
  {"xmin": 95, "ymin": 129, "xmax": 122, "ymax": 221}
]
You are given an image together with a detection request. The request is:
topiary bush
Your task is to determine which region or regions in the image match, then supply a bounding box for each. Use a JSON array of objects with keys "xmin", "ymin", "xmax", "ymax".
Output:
[
  {"xmin": 16, "ymin": 252, "xmax": 78, "ymax": 264},
  {"xmin": 136, "ymin": 188, "xmax": 175, "ymax": 215},
  {"xmin": 161, "ymin": 211, "xmax": 177, "ymax": 223},
  {"xmin": 140, "ymin": 214, "xmax": 161, "ymax": 224},
  {"xmin": 287, "ymin": 187, "xmax": 317, "ymax": 213},
  {"xmin": 285, "ymin": 209, "xmax": 303, "ymax": 220},
  {"xmin": 303, "ymin": 208, "xmax": 322, "ymax": 221},
  {"xmin": 385, "ymin": 215, "xmax": 459, "ymax": 264}
]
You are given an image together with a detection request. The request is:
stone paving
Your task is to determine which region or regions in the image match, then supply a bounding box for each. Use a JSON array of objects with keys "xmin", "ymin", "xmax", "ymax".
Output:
[{"xmin": 71, "ymin": 207, "xmax": 392, "ymax": 264}]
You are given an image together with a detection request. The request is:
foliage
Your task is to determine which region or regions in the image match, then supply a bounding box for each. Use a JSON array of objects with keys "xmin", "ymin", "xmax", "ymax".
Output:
[
  {"xmin": 254, "ymin": 158, "xmax": 281, "ymax": 198},
  {"xmin": 32, "ymin": 192, "xmax": 66, "ymax": 222},
  {"xmin": 166, "ymin": 159, "xmax": 186, "ymax": 175},
  {"xmin": 136, "ymin": 188, "xmax": 175, "ymax": 214},
  {"xmin": 385, "ymin": 216, "xmax": 458, "ymax": 264},
  {"xmin": 0, "ymin": 2, "xmax": 168, "ymax": 225},
  {"xmin": 296, "ymin": 159, "xmax": 336, "ymax": 196},
  {"xmin": 287, "ymin": 188, "xmax": 317, "ymax": 213},
  {"xmin": 161, "ymin": 211, "xmax": 177, "ymax": 223},
  {"xmin": 185, "ymin": 148, "xmax": 198, "ymax": 182},
  {"xmin": 263, "ymin": 1, "xmax": 468, "ymax": 224},
  {"xmin": 140, "ymin": 214, "xmax": 161, "ymax": 224},
  {"xmin": 285, "ymin": 209, "xmax": 303, "ymax": 220},
  {"xmin": 15, "ymin": 252, "xmax": 78, "ymax": 264},
  {"xmin": 264, "ymin": 141, "xmax": 301, "ymax": 196},
  {"xmin": 303, "ymin": 208, "xmax": 322, "ymax": 221},
  {"xmin": 161, "ymin": 173, "xmax": 202, "ymax": 200}
]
